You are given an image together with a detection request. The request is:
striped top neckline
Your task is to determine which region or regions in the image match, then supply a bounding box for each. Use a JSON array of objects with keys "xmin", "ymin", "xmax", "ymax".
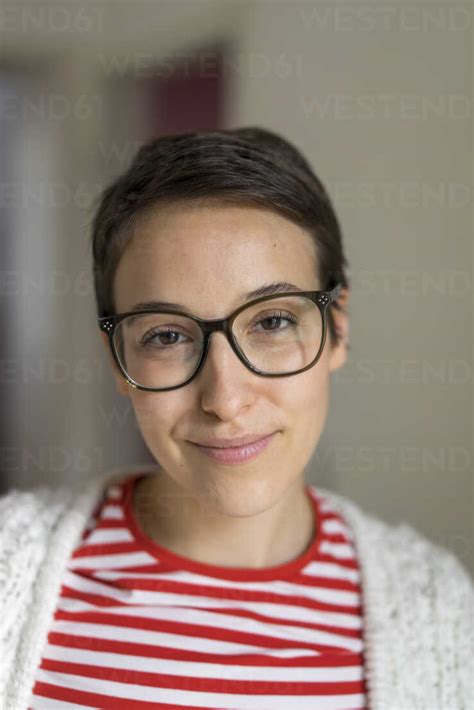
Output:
[{"xmin": 117, "ymin": 472, "xmax": 328, "ymax": 582}]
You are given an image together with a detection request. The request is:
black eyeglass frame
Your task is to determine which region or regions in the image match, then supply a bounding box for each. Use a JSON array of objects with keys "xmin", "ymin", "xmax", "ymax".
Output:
[{"xmin": 98, "ymin": 282, "xmax": 342, "ymax": 392}]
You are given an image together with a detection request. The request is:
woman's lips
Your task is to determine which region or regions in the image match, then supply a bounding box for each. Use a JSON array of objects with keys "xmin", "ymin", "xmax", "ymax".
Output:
[{"xmin": 191, "ymin": 432, "xmax": 277, "ymax": 464}]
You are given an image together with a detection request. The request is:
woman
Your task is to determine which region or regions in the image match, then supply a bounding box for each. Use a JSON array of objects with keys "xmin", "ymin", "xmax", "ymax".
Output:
[{"xmin": 1, "ymin": 127, "xmax": 472, "ymax": 709}]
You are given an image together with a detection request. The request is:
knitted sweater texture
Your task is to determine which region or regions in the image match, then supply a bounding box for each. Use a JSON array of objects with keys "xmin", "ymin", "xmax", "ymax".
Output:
[{"xmin": 0, "ymin": 467, "xmax": 472, "ymax": 710}]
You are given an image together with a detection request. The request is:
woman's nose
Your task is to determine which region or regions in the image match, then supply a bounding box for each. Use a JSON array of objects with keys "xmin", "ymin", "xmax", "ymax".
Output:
[{"xmin": 196, "ymin": 331, "xmax": 256, "ymax": 420}]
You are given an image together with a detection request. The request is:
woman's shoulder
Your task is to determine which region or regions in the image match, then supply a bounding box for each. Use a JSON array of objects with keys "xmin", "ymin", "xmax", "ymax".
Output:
[
  {"xmin": 0, "ymin": 463, "xmax": 160, "ymax": 543},
  {"xmin": 312, "ymin": 483, "xmax": 473, "ymax": 590},
  {"xmin": 0, "ymin": 467, "xmax": 146, "ymax": 696},
  {"xmin": 312, "ymin": 485, "xmax": 473, "ymax": 703},
  {"xmin": 0, "ymin": 480, "xmax": 74, "ymax": 554},
  {"xmin": 0, "ymin": 465, "xmax": 157, "ymax": 640},
  {"xmin": 0, "ymin": 475, "xmax": 98, "ymax": 538}
]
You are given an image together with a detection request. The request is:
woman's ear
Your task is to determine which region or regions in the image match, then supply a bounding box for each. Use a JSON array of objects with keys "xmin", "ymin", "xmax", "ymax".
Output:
[
  {"xmin": 99, "ymin": 331, "xmax": 131, "ymax": 397},
  {"xmin": 328, "ymin": 287, "xmax": 350, "ymax": 373}
]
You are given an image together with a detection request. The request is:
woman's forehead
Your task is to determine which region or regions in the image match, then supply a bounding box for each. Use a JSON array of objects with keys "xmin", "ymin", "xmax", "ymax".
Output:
[
  {"xmin": 113, "ymin": 204, "xmax": 319, "ymax": 312},
  {"xmin": 124, "ymin": 203, "xmax": 318, "ymax": 269}
]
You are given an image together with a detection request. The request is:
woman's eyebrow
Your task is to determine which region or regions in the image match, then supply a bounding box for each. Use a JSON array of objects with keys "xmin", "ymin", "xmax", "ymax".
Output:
[{"xmin": 129, "ymin": 282, "xmax": 305, "ymax": 313}]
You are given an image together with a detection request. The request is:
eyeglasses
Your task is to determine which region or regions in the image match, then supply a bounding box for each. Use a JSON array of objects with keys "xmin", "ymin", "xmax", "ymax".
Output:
[{"xmin": 98, "ymin": 282, "xmax": 342, "ymax": 392}]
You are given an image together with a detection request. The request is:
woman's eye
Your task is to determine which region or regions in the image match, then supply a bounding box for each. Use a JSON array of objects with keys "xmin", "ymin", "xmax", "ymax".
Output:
[
  {"xmin": 254, "ymin": 312, "xmax": 298, "ymax": 331},
  {"xmin": 142, "ymin": 330, "xmax": 184, "ymax": 346},
  {"xmin": 259, "ymin": 316, "xmax": 283, "ymax": 330}
]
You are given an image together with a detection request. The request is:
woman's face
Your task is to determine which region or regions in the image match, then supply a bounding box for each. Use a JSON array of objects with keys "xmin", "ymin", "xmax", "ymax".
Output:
[{"xmin": 106, "ymin": 202, "xmax": 348, "ymax": 516}]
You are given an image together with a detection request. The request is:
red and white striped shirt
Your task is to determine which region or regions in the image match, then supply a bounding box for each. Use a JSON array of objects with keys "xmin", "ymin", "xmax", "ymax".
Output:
[{"xmin": 29, "ymin": 472, "xmax": 368, "ymax": 709}]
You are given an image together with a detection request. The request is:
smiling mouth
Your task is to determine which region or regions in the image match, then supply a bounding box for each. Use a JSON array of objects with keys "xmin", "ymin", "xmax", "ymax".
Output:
[
  {"xmin": 189, "ymin": 432, "xmax": 278, "ymax": 464},
  {"xmin": 191, "ymin": 432, "xmax": 278, "ymax": 449}
]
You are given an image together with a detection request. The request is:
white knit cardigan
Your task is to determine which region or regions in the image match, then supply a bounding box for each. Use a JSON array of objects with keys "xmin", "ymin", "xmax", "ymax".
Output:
[{"xmin": 0, "ymin": 466, "xmax": 472, "ymax": 710}]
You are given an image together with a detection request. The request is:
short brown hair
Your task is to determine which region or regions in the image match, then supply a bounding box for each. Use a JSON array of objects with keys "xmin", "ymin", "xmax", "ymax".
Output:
[{"xmin": 90, "ymin": 126, "xmax": 349, "ymax": 345}]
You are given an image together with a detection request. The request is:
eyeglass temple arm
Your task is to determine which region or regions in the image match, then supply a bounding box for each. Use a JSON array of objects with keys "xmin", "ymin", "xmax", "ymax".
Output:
[{"xmin": 327, "ymin": 282, "xmax": 342, "ymax": 302}]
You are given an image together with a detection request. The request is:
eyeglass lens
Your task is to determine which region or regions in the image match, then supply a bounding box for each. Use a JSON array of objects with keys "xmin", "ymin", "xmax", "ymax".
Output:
[{"xmin": 113, "ymin": 295, "xmax": 324, "ymax": 389}]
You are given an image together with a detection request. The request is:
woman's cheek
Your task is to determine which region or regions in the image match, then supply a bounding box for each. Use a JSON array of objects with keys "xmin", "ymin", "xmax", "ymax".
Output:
[
  {"xmin": 131, "ymin": 392, "xmax": 188, "ymax": 450},
  {"xmin": 130, "ymin": 394, "xmax": 167, "ymax": 438},
  {"xmin": 296, "ymin": 371, "xmax": 330, "ymax": 440}
]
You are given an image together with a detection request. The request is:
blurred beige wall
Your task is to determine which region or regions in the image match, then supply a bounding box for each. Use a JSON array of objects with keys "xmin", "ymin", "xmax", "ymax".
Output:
[
  {"xmin": 1, "ymin": 0, "xmax": 472, "ymax": 575},
  {"xmin": 228, "ymin": 1, "xmax": 473, "ymax": 573}
]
